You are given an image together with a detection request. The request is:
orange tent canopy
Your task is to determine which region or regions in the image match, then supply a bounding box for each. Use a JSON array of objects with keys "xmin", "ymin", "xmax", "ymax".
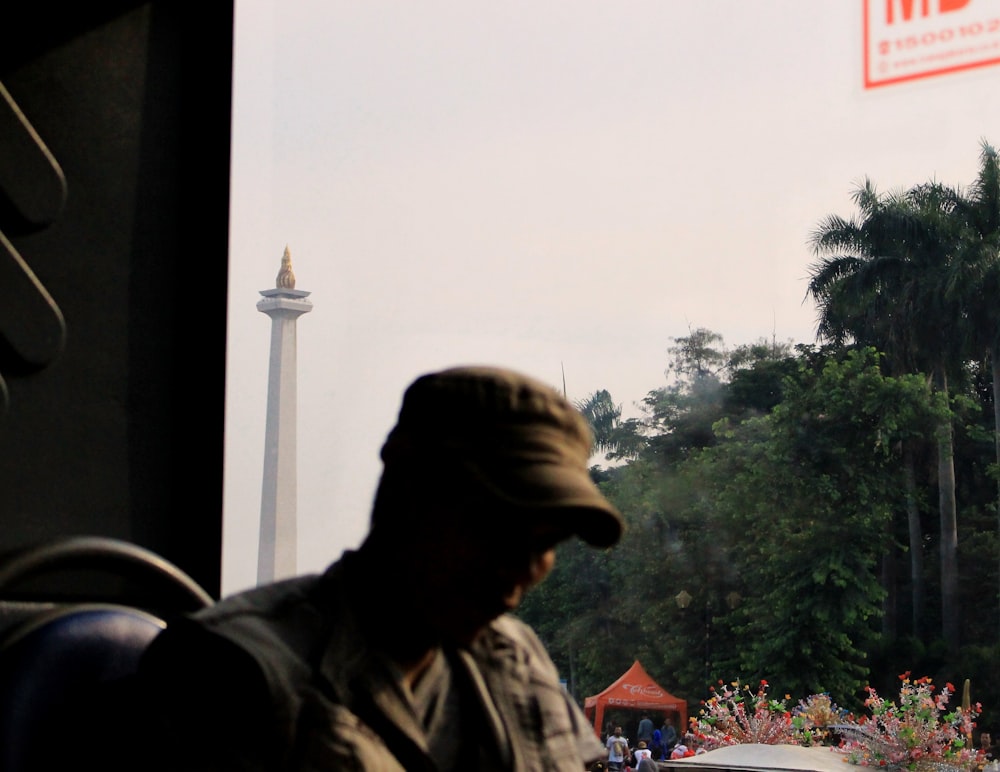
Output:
[{"xmin": 583, "ymin": 660, "xmax": 688, "ymax": 739}]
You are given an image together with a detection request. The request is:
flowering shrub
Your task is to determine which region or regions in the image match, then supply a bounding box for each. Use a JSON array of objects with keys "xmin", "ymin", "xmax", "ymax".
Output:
[
  {"xmin": 694, "ymin": 679, "xmax": 799, "ymax": 749},
  {"xmin": 692, "ymin": 673, "xmax": 986, "ymax": 771},
  {"xmin": 836, "ymin": 672, "xmax": 984, "ymax": 771},
  {"xmin": 790, "ymin": 692, "xmax": 850, "ymax": 747}
]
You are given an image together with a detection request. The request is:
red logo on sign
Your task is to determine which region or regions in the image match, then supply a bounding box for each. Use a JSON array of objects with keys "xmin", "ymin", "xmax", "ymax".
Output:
[
  {"xmin": 864, "ymin": 0, "xmax": 1000, "ymax": 88},
  {"xmin": 886, "ymin": 0, "xmax": 971, "ymax": 24}
]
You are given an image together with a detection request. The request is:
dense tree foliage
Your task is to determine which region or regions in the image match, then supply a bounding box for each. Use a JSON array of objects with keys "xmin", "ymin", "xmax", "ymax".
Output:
[
  {"xmin": 808, "ymin": 178, "xmax": 969, "ymax": 653},
  {"xmin": 516, "ymin": 141, "xmax": 1000, "ymax": 737},
  {"xmin": 705, "ymin": 349, "xmax": 945, "ymax": 703}
]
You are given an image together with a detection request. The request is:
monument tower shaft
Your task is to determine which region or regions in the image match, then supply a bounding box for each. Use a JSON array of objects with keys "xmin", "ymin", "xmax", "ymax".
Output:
[{"xmin": 256, "ymin": 246, "xmax": 311, "ymax": 584}]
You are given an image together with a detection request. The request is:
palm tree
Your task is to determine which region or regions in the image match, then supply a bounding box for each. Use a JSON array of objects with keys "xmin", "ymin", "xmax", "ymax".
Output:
[
  {"xmin": 944, "ymin": 140, "xmax": 1000, "ymax": 636},
  {"xmin": 575, "ymin": 389, "xmax": 646, "ymax": 462},
  {"xmin": 807, "ymin": 179, "xmax": 966, "ymax": 652}
]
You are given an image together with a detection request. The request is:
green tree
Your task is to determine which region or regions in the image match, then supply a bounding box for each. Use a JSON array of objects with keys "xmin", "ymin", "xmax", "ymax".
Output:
[
  {"xmin": 701, "ymin": 349, "xmax": 946, "ymax": 702},
  {"xmin": 640, "ymin": 330, "xmax": 795, "ymax": 467},
  {"xmin": 665, "ymin": 327, "xmax": 729, "ymax": 383},
  {"xmin": 575, "ymin": 389, "xmax": 646, "ymax": 462},
  {"xmin": 723, "ymin": 338, "xmax": 799, "ymax": 418},
  {"xmin": 807, "ymin": 180, "xmax": 967, "ymax": 652},
  {"xmin": 641, "ymin": 329, "xmax": 728, "ymax": 466},
  {"xmin": 943, "ymin": 141, "xmax": 1000, "ymax": 637}
]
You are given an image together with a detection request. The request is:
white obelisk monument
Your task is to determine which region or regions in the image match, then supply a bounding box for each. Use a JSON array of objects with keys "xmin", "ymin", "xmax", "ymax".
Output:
[{"xmin": 256, "ymin": 246, "xmax": 312, "ymax": 584}]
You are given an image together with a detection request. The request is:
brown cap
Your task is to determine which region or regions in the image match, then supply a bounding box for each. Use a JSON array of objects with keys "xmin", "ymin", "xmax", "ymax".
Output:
[{"xmin": 380, "ymin": 366, "xmax": 623, "ymax": 548}]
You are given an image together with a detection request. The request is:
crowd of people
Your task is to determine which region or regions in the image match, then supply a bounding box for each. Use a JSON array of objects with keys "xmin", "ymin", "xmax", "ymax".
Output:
[{"xmin": 595, "ymin": 714, "xmax": 703, "ymax": 770}]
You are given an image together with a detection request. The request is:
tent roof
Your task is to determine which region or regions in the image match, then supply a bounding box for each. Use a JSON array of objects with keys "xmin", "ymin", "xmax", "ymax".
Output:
[{"xmin": 584, "ymin": 659, "xmax": 687, "ymax": 712}]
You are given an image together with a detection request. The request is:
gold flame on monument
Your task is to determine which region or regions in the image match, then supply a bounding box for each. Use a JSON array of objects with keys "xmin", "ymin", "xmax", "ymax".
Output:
[{"xmin": 276, "ymin": 246, "xmax": 295, "ymax": 289}]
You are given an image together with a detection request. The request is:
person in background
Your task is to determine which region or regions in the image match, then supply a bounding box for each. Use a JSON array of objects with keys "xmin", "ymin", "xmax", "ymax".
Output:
[
  {"xmin": 606, "ymin": 726, "xmax": 630, "ymax": 771},
  {"xmin": 649, "ymin": 728, "xmax": 665, "ymax": 761},
  {"xmin": 127, "ymin": 366, "xmax": 625, "ymax": 771},
  {"xmin": 674, "ymin": 733, "xmax": 699, "ymax": 759},
  {"xmin": 661, "ymin": 715, "xmax": 679, "ymax": 754},
  {"xmin": 670, "ymin": 738, "xmax": 691, "ymax": 759},
  {"xmin": 636, "ymin": 712, "xmax": 655, "ymax": 746},
  {"xmin": 633, "ymin": 740, "xmax": 652, "ymax": 766},
  {"xmin": 981, "ymin": 731, "xmax": 1000, "ymax": 770}
]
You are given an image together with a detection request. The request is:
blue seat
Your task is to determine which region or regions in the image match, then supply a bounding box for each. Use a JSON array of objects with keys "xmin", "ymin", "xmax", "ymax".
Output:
[
  {"xmin": 0, "ymin": 604, "xmax": 165, "ymax": 770},
  {"xmin": 0, "ymin": 536, "xmax": 214, "ymax": 771}
]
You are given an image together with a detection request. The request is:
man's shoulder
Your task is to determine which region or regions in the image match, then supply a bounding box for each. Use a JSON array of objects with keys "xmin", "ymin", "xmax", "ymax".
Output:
[
  {"xmin": 475, "ymin": 615, "xmax": 562, "ymax": 681},
  {"xmin": 483, "ymin": 614, "xmax": 552, "ymax": 658},
  {"xmin": 192, "ymin": 552, "xmax": 366, "ymax": 647},
  {"xmin": 466, "ymin": 615, "xmax": 605, "ymax": 764},
  {"xmin": 139, "ymin": 573, "xmax": 325, "ymax": 683},
  {"xmin": 184, "ymin": 575, "xmax": 322, "ymax": 654},
  {"xmin": 141, "ymin": 556, "xmax": 362, "ymax": 687},
  {"xmin": 197, "ymin": 572, "xmax": 323, "ymax": 624}
]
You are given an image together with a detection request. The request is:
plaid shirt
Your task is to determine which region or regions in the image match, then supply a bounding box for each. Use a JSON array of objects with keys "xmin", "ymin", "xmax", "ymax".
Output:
[{"xmin": 137, "ymin": 551, "xmax": 603, "ymax": 771}]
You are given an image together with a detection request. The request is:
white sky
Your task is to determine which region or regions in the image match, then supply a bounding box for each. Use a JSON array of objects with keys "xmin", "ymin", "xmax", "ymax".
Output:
[{"xmin": 222, "ymin": 0, "xmax": 1000, "ymax": 595}]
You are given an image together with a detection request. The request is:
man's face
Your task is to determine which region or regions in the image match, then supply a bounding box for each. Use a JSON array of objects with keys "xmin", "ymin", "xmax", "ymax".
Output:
[{"xmin": 413, "ymin": 509, "xmax": 573, "ymax": 642}]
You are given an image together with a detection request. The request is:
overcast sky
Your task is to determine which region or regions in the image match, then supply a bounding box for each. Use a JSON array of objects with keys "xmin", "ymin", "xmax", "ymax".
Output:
[{"xmin": 222, "ymin": 0, "xmax": 1000, "ymax": 594}]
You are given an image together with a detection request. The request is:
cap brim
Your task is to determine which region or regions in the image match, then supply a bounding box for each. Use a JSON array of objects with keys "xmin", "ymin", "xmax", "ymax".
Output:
[{"xmin": 462, "ymin": 459, "xmax": 624, "ymax": 548}]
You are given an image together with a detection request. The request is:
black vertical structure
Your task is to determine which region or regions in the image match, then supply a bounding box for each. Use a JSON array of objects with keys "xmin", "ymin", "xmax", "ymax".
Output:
[{"xmin": 0, "ymin": 3, "xmax": 234, "ymax": 599}]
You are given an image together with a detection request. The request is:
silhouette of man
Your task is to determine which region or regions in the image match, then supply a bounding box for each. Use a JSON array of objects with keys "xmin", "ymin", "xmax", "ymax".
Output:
[{"xmin": 129, "ymin": 366, "xmax": 624, "ymax": 771}]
